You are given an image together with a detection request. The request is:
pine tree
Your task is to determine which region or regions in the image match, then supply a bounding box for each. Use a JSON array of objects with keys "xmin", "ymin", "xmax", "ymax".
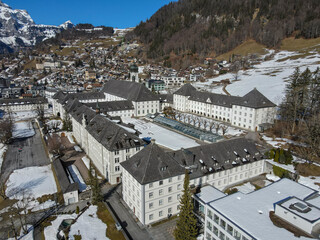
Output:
[
  {"xmin": 274, "ymin": 149, "xmax": 280, "ymax": 162},
  {"xmin": 174, "ymin": 170, "xmax": 198, "ymax": 240}
]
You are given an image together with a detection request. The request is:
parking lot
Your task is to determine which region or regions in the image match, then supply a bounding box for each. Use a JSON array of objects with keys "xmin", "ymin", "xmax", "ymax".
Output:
[{"xmin": 0, "ymin": 121, "xmax": 50, "ymax": 183}]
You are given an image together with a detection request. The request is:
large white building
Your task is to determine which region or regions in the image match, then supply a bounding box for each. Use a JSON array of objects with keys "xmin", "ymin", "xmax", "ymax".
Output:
[
  {"xmin": 67, "ymin": 101, "xmax": 145, "ymax": 184},
  {"xmin": 101, "ymin": 80, "xmax": 160, "ymax": 117},
  {"xmin": 121, "ymin": 138, "xmax": 266, "ymax": 225},
  {"xmin": 0, "ymin": 97, "xmax": 48, "ymax": 112},
  {"xmin": 194, "ymin": 178, "xmax": 320, "ymax": 240},
  {"xmin": 173, "ymin": 84, "xmax": 276, "ymax": 131}
]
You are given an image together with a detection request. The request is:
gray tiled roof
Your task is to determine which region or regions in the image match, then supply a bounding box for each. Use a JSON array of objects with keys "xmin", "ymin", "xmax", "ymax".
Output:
[
  {"xmin": 85, "ymin": 114, "xmax": 145, "ymax": 151},
  {"xmin": 121, "ymin": 138, "xmax": 263, "ymax": 184},
  {"xmin": 101, "ymin": 80, "xmax": 159, "ymax": 102},
  {"xmin": 85, "ymin": 100, "xmax": 134, "ymax": 112},
  {"xmin": 0, "ymin": 97, "xmax": 48, "ymax": 105},
  {"xmin": 173, "ymin": 83, "xmax": 196, "ymax": 96},
  {"xmin": 121, "ymin": 143, "xmax": 185, "ymax": 185},
  {"xmin": 158, "ymin": 94, "xmax": 173, "ymax": 104},
  {"xmin": 175, "ymin": 85, "xmax": 276, "ymax": 109},
  {"xmin": 52, "ymin": 159, "xmax": 78, "ymax": 194}
]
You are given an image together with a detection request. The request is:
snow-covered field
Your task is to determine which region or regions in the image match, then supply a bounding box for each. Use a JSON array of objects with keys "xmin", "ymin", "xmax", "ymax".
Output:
[
  {"xmin": 44, "ymin": 213, "xmax": 77, "ymax": 239},
  {"xmin": 194, "ymin": 50, "xmax": 320, "ymax": 105},
  {"xmin": 12, "ymin": 111, "xmax": 37, "ymax": 121},
  {"xmin": 12, "ymin": 121, "xmax": 35, "ymax": 138},
  {"xmin": 69, "ymin": 205, "xmax": 109, "ymax": 240},
  {"xmin": 122, "ymin": 117, "xmax": 200, "ymax": 150},
  {"xmin": 0, "ymin": 143, "xmax": 7, "ymax": 171},
  {"xmin": 6, "ymin": 165, "xmax": 57, "ymax": 200}
]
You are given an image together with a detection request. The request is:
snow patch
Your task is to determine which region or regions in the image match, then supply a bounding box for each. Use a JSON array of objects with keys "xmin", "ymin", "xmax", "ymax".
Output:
[
  {"xmin": 6, "ymin": 165, "xmax": 57, "ymax": 200},
  {"xmin": 12, "ymin": 121, "xmax": 35, "ymax": 138}
]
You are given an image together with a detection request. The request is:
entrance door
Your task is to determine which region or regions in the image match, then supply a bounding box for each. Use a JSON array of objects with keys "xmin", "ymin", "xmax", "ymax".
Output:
[{"xmin": 117, "ymin": 177, "xmax": 120, "ymax": 183}]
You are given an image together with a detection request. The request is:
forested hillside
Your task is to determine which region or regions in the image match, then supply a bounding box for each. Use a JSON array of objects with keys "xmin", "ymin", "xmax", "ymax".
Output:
[{"xmin": 130, "ymin": 0, "xmax": 320, "ymax": 59}]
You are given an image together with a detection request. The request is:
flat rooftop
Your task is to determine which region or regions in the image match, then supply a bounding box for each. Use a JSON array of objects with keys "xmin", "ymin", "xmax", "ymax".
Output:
[{"xmin": 208, "ymin": 179, "xmax": 317, "ymax": 240}]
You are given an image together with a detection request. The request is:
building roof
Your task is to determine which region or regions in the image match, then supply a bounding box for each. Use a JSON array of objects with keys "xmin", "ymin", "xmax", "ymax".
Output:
[
  {"xmin": 52, "ymin": 159, "xmax": 78, "ymax": 194},
  {"xmin": 169, "ymin": 138, "xmax": 262, "ymax": 180},
  {"xmin": 0, "ymin": 97, "xmax": 48, "ymax": 106},
  {"xmin": 121, "ymin": 138, "xmax": 263, "ymax": 184},
  {"xmin": 101, "ymin": 79, "xmax": 159, "ymax": 102},
  {"xmin": 173, "ymin": 83, "xmax": 196, "ymax": 96},
  {"xmin": 85, "ymin": 114, "xmax": 145, "ymax": 151},
  {"xmin": 158, "ymin": 94, "xmax": 173, "ymax": 104},
  {"xmin": 208, "ymin": 179, "xmax": 317, "ymax": 240},
  {"xmin": 85, "ymin": 100, "xmax": 134, "ymax": 112},
  {"xmin": 174, "ymin": 85, "xmax": 276, "ymax": 109},
  {"xmin": 195, "ymin": 185, "xmax": 226, "ymax": 204},
  {"xmin": 121, "ymin": 142, "xmax": 185, "ymax": 185}
]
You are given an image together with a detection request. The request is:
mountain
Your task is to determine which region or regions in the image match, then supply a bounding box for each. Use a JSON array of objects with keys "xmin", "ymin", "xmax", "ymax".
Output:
[
  {"xmin": 0, "ymin": 1, "xmax": 74, "ymax": 54},
  {"xmin": 131, "ymin": 0, "xmax": 320, "ymax": 59}
]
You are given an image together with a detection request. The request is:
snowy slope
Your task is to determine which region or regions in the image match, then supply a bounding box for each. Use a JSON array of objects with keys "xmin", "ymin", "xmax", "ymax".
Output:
[{"xmin": 193, "ymin": 50, "xmax": 320, "ymax": 105}]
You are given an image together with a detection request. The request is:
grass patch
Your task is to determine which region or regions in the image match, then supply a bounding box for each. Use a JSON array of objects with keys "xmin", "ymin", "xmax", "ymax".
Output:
[
  {"xmin": 276, "ymin": 52, "xmax": 316, "ymax": 62},
  {"xmin": 96, "ymin": 202, "xmax": 125, "ymax": 240},
  {"xmin": 23, "ymin": 59, "xmax": 37, "ymax": 70},
  {"xmin": 296, "ymin": 163, "xmax": 320, "ymax": 177},
  {"xmin": 224, "ymin": 188, "xmax": 238, "ymax": 195},
  {"xmin": 151, "ymin": 215, "xmax": 178, "ymax": 227},
  {"xmin": 216, "ymin": 39, "xmax": 267, "ymax": 61},
  {"xmin": 37, "ymin": 194, "xmax": 54, "ymax": 204},
  {"xmin": 73, "ymin": 235, "xmax": 82, "ymax": 240},
  {"xmin": 280, "ymin": 37, "xmax": 320, "ymax": 52}
]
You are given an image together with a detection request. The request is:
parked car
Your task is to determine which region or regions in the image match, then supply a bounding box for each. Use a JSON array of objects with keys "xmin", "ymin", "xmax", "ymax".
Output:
[{"xmin": 115, "ymin": 222, "xmax": 122, "ymax": 231}]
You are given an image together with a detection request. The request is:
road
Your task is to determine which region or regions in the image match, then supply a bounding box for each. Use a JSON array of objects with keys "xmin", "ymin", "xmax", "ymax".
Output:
[
  {"xmin": 103, "ymin": 185, "xmax": 152, "ymax": 240},
  {"xmin": 0, "ymin": 121, "xmax": 50, "ymax": 183}
]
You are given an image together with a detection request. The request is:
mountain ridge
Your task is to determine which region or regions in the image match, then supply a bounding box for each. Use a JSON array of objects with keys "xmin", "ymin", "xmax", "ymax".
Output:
[{"xmin": 0, "ymin": 1, "xmax": 74, "ymax": 54}]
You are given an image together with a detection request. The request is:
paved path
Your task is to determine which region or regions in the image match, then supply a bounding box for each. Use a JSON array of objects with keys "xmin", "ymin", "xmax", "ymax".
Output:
[{"xmin": 0, "ymin": 121, "xmax": 50, "ymax": 183}]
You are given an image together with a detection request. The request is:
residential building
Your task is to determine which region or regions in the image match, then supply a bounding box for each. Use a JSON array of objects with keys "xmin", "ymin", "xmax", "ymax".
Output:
[
  {"xmin": 161, "ymin": 75, "xmax": 186, "ymax": 87},
  {"xmin": 147, "ymin": 79, "xmax": 165, "ymax": 92}
]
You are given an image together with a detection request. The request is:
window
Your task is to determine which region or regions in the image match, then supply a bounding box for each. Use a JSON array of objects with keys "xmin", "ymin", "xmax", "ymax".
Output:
[
  {"xmin": 115, "ymin": 150, "xmax": 119, "ymax": 155},
  {"xmin": 214, "ymin": 214, "xmax": 219, "ymax": 224},
  {"xmin": 126, "ymin": 155, "xmax": 130, "ymax": 160},
  {"xmin": 159, "ymin": 211, "xmax": 163, "ymax": 217},
  {"xmin": 207, "ymin": 221, "xmax": 213, "ymax": 231},
  {"xmin": 159, "ymin": 199, "xmax": 163, "ymax": 205},
  {"xmin": 159, "ymin": 180, "xmax": 163, "ymax": 185},
  {"xmin": 136, "ymin": 146, "xmax": 140, "ymax": 151},
  {"xmin": 149, "ymin": 192, "xmax": 153, "ymax": 199},
  {"xmin": 208, "ymin": 210, "xmax": 213, "ymax": 219},
  {"xmin": 168, "ymin": 187, "xmax": 172, "ymax": 193},
  {"xmin": 213, "ymin": 226, "xmax": 218, "ymax": 236},
  {"xmin": 149, "ymin": 183, "xmax": 153, "ymax": 188},
  {"xmin": 220, "ymin": 219, "xmax": 226, "ymax": 229},
  {"xmin": 168, "ymin": 196, "xmax": 172, "ymax": 202},
  {"xmin": 233, "ymin": 229, "xmax": 241, "ymax": 240},
  {"xmin": 169, "ymin": 177, "xmax": 172, "ymax": 183},
  {"xmin": 149, "ymin": 202, "xmax": 153, "ymax": 209},
  {"xmin": 149, "ymin": 214, "xmax": 153, "ymax": 220},
  {"xmin": 219, "ymin": 231, "xmax": 225, "ymax": 240},
  {"xmin": 126, "ymin": 148, "xmax": 130, "ymax": 153},
  {"xmin": 159, "ymin": 189, "xmax": 163, "ymax": 196},
  {"xmin": 168, "ymin": 207, "xmax": 172, "ymax": 214},
  {"xmin": 227, "ymin": 225, "xmax": 233, "ymax": 235},
  {"xmin": 115, "ymin": 157, "xmax": 119, "ymax": 163},
  {"xmin": 177, "ymin": 184, "xmax": 182, "ymax": 190},
  {"xmin": 115, "ymin": 166, "xmax": 120, "ymax": 172}
]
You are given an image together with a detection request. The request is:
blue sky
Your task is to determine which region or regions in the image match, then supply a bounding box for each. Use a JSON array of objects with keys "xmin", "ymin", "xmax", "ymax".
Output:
[{"xmin": 4, "ymin": 0, "xmax": 176, "ymax": 28}]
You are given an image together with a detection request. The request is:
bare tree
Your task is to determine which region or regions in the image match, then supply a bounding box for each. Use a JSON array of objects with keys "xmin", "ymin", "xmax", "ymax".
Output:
[
  {"xmin": 186, "ymin": 115, "xmax": 192, "ymax": 125},
  {"xmin": 209, "ymin": 121, "xmax": 215, "ymax": 132},
  {"xmin": 196, "ymin": 117, "xmax": 202, "ymax": 129},
  {"xmin": 47, "ymin": 134, "xmax": 63, "ymax": 156},
  {"xmin": 191, "ymin": 115, "xmax": 197, "ymax": 127},
  {"xmin": 34, "ymin": 103, "xmax": 45, "ymax": 122},
  {"xmin": 0, "ymin": 106, "xmax": 14, "ymax": 143},
  {"xmin": 203, "ymin": 119, "xmax": 208, "ymax": 130},
  {"xmin": 215, "ymin": 123, "xmax": 221, "ymax": 134},
  {"xmin": 0, "ymin": 181, "xmax": 7, "ymax": 200},
  {"xmin": 220, "ymin": 125, "xmax": 229, "ymax": 135}
]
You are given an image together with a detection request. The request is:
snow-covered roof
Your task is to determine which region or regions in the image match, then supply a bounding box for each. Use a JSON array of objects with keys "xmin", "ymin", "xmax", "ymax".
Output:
[
  {"xmin": 195, "ymin": 185, "xmax": 226, "ymax": 204},
  {"xmin": 208, "ymin": 178, "xmax": 317, "ymax": 240}
]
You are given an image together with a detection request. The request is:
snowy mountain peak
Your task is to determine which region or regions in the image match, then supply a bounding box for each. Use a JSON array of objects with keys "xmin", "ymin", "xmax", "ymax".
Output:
[
  {"xmin": 0, "ymin": 1, "xmax": 73, "ymax": 53},
  {"xmin": 59, "ymin": 20, "xmax": 74, "ymax": 29}
]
